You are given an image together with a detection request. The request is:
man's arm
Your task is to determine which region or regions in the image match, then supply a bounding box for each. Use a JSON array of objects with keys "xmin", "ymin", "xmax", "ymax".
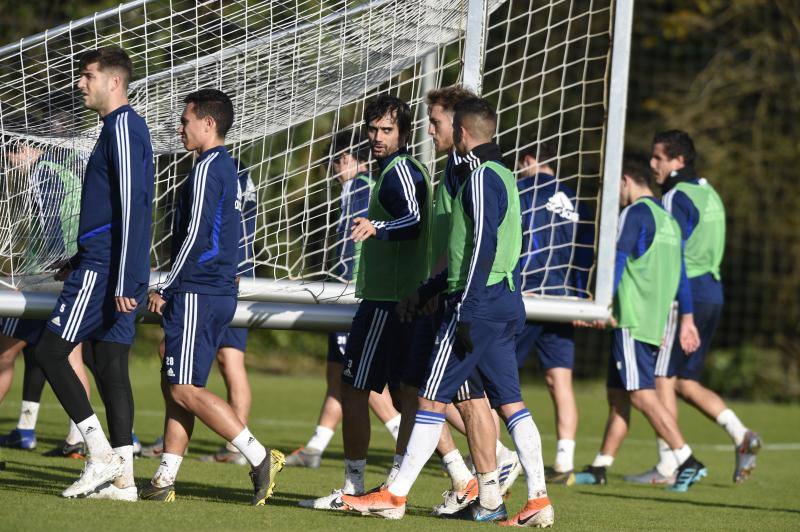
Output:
[
  {"xmin": 371, "ymin": 159, "xmax": 426, "ymax": 241},
  {"xmin": 112, "ymin": 118, "xmax": 153, "ymax": 311},
  {"xmin": 159, "ymin": 157, "xmax": 224, "ymax": 295},
  {"xmin": 457, "ymin": 167, "xmax": 506, "ymax": 323}
]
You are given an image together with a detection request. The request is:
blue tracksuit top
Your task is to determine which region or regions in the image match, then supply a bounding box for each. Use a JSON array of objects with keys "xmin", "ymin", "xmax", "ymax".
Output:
[
  {"xmin": 76, "ymin": 104, "xmax": 154, "ymax": 297},
  {"xmin": 517, "ymin": 172, "xmax": 593, "ymax": 297},
  {"xmin": 371, "ymin": 147, "xmax": 428, "ymax": 242},
  {"xmin": 661, "ymin": 168, "xmax": 724, "ymax": 305},
  {"xmin": 159, "ymin": 146, "xmax": 239, "ymax": 297},
  {"xmin": 420, "ymin": 143, "xmax": 523, "ymax": 324},
  {"xmin": 235, "ymin": 163, "xmax": 257, "ymax": 280},
  {"xmin": 614, "ymin": 197, "xmax": 693, "ymax": 314},
  {"xmin": 333, "ymin": 173, "xmax": 371, "ymax": 281}
]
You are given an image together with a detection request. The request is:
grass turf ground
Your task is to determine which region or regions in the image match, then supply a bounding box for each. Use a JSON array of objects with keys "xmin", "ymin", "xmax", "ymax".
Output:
[{"xmin": 1, "ymin": 354, "xmax": 799, "ymax": 531}]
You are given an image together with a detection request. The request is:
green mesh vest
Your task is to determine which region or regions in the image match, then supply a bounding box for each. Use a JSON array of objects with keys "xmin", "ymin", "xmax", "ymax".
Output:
[
  {"xmin": 348, "ymin": 173, "xmax": 373, "ymax": 283},
  {"xmin": 447, "ymin": 160, "xmax": 522, "ymax": 294},
  {"xmin": 355, "ymin": 155, "xmax": 432, "ymax": 301},
  {"xmin": 614, "ymin": 198, "xmax": 682, "ymax": 345},
  {"xmin": 673, "ymin": 180, "xmax": 725, "ymax": 280},
  {"xmin": 431, "ymin": 178, "xmax": 454, "ymax": 264}
]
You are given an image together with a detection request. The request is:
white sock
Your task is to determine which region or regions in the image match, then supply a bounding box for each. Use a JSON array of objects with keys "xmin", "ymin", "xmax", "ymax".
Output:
[
  {"xmin": 65, "ymin": 420, "xmax": 83, "ymax": 445},
  {"xmin": 554, "ymin": 439, "xmax": 575, "ymax": 473},
  {"xmin": 231, "ymin": 427, "xmax": 267, "ymax": 467},
  {"xmin": 477, "ymin": 470, "xmax": 502, "ymax": 508},
  {"xmin": 343, "ymin": 458, "xmax": 366, "ymax": 495},
  {"xmin": 384, "ymin": 414, "xmax": 401, "ymax": 442},
  {"xmin": 673, "ymin": 444, "xmax": 692, "ymax": 466},
  {"xmin": 153, "ymin": 452, "xmax": 183, "ymax": 487},
  {"xmin": 388, "ymin": 410, "xmax": 446, "ymax": 497},
  {"xmin": 716, "ymin": 409, "xmax": 747, "ymax": 446},
  {"xmin": 113, "ymin": 445, "xmax": 135, "ymax": 487},
  {"xmin": 656, "ymin": 437, "xmax": 678, "ymax": 477},
  {"xmin": 77, "ymin": 414, "xmax": 113, "ymax": 459},
  {"xmin": 592, "ymin": 453, "xmax": 614, "ymax": 468},
  {"xmin": 496, "ymin": 439, "xmax": 511, "ymax": 460},
  {"xmin": 506, "ymin": 408, "xmax": 548, "ymax": 500},
  {"xmin": 386, "ymin": 453, "xmax": 404, "ymax": 486},
  {"xmin": 17, "ymin": 401, "xmax": 39, "ymax": 430},
  {"xmin": 306, "ymin": 425, "xmax": 335, "ymax": 453},
  {"xmin": 442, "ymin": 449, "xmax": 473, "ymax": 490}
]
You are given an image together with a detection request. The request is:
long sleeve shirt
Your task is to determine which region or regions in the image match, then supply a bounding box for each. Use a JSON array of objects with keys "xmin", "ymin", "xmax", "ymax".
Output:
[
  {"xmin": 159, "ymin": 146, "xmax": 239, "ymax": 298},
  {"xmin": 371, "ymin": 148, "xmax": 428, "ymax": 241},
  {"xmin": 235, "ymin": 163, "xmax": 257, "ymax": 280},
  {"xmin": 614, "ymin": 197, "xmax": 693, "ymax": 314},
  {"xmin": 76, "ymin": 104, "xmax": 154, "ymax": 297},
  {"xmin": 333, "ymin": 173, "xmax": 371, "ymax": 281}
]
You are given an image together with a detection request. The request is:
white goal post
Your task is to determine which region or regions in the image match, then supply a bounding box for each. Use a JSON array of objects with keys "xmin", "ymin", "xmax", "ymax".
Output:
[{"xmin": 0, "ymin": 0, "xmax": 632, "ymax": 330}]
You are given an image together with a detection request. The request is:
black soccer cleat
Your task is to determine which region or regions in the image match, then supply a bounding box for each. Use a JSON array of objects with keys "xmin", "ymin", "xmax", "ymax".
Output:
[
  {"xmin": 139, "ymin": 481, "xmax": 176, "ymax": 502},
  {"xmin": 250, "ymin": 448, "xmax": 285, "ymax": 506},
  {"xmin": 574, "ymin": 465, "xmax": 607, "ymax": 485}
]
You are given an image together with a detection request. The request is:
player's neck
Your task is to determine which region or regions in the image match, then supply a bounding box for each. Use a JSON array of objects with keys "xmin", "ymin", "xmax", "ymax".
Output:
[
  {"xmin": 628, "ymin": 187, "xmax": 653, "ymax": 204},
  {"xmin": 196, "ymin": 140, "xmax": 225, "ymax": 157},
  {"xmin": 99, "ymin": 97, "xmax": 129, "ymax": 118}
]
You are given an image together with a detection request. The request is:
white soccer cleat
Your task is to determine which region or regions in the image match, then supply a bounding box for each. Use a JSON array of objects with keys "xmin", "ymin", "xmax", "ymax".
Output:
[
  {"xmin": 62, "ymin": 453, "xmax": 125, "ymax": 498},
  {"xmin": 298, "ymin": 488, "xmax": 348, "ymax": 510},
  {"xmin": 498, "ymin": 449, "xmax": 523, "ymax": 496},
  {"xmin": 85, "ymin": 481, "xmax": 138, "ymax": 502},
  {"xmin": 432, "ymin": 477, "xmax": 478, "ymax": 516}
]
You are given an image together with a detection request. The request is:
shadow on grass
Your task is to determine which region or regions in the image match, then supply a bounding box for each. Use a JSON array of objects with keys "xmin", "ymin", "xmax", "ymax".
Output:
[{"xmin": 578, "ymin": 490, "xmax": 800, "ymax": 515}]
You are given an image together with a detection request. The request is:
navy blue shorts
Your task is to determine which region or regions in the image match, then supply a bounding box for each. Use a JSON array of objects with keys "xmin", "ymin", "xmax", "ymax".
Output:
[
  {"xmin": 327, "ymin": 332, "xmax": 349, "ymax": 363},
  {"xmin": 342, "ymin": 300, "xmax": 413, "ymax": 393},
  {"xmin": 219, "ymin": 327, "xmax": 248, "ymax": 352},
  {"xmin": 420, "ymin": 305, "xmax": 522, "ymax": 408},
  {"xmin": 656, "ymin": 302, "xmax": 722, "ymax": 381},
  {"xmin": 607, "ymin": 328, "xmax": 657, "ymax": 391},
  {"xmin": 46, "ymin": 268, "xmax": 144, "ymax": 345},
  {"xmin": 162, "ymin": 292, "xmax": 237, "ymax": 387},
  {"xmin": 0, "ymin": 318, "xmax": 46, "ymax": 345},
  {"xmin": 404, "ymin": 312, "xmax": 485, "ymax": 402},
  {"xmin": 515, "ymin": 321, "xmax": 575, "ymax": 370}
]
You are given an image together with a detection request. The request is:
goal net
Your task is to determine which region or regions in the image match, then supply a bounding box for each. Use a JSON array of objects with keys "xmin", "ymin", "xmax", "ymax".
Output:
[{"xmin": 0, "ymin": 0, "xmax": 629, "ymax": 325}]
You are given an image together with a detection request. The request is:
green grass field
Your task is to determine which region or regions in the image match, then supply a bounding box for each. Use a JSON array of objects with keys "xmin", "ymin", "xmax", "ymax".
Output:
[{"xmin": 1, "ymin": 355, "xmax": 798, "ymax": 531}]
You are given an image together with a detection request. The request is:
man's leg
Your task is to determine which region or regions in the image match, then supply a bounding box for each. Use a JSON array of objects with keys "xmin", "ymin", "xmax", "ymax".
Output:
[
  {"xmin": 340, "ymin": 382, "xmax": 370, "ymax": 494},
  {"xmin": 288, "ymin": 360, "xmax": 342, "ymax": 467},
  {"xmin": 544, "ymin": 367, "xmax": 578, "ymax": 475},
  {"xmin": 217, "ymin": 347, "xmax": 251, "ymax": 426},
  {"xmin": 368, "ymin": 386, "xmax": 401, "ymax": 441},
  {"xmin": 43, "ymin": 344, "xmax": 91, "ymax": 457},
  {"xmin": 0, "ymin": 333, "xmax": 22, "ymax": 404}
]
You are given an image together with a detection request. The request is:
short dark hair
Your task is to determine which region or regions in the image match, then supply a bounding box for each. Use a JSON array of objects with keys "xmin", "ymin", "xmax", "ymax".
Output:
[
  {"xmin": 328, "ymin": 129, "xmax": 370, "ymax": 164},
  {"xmin": 453, "ymin": 96, "xmax": 497, "ymax": 141},
  {"xmin": 622, "ymin": 155, "xmax": 655, "ymax": 189},
  {"xmin": 518, "ymin": 139, "xmax": 558, "ymax": 170},
  {"xmin": 425, "ymin": 85, "xmax": 476, "ymax": 112},
  {"xmin": 363, "ymin": 94, "xmax": 412, "ymax": 144},
  {"xmin": 184, "ymin": 89, "xmax": 234, "ymax": 138},
  {"xmin": 78, "ymin": 46, "xmax": 133, "ymax": 88},
  {"xmin": 652, "ymin": 129, "xmax": 696, "ymax": 166}
]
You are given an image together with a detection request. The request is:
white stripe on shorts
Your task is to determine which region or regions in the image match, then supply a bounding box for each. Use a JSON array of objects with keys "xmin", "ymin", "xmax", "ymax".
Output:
[
  {"xmin": 423, "ymin": 314, "xmax": 458, "ymax": 400},
  {"xmin": 622, "ymin": 328, "xmax": 639, "ymax": 391},
  {"xmin": 656, "ymin": 302, "xmax": 678, "ymax": 376},
  {"xmin": 354, "ymin": 309, "xmax": 388, "ymax": 389},
  {"xmin": 63, "ymin": 270, "xmax": 97, "ymax": 342},
  {"xmin": 2, "ymin": 317, "xmax": 18, "ymax": 336}
]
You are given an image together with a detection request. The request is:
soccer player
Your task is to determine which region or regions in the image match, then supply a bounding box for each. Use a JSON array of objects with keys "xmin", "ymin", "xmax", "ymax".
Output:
[
  {"xmin": 343, "ymin": 97, "xmax": 554, "ymax": 527},
  {"xmin": 392, "ymin": 86, "xmax": 520, "ymax": 517},
  {"xmin": 573, "ymin": 157, "xmax": 706, "ymax": 493},
  {"xmin": 514, "ymin": 140, "xmax": 593, "ymax": 484},
  {"xmin": 288, "ymin": 131, "xmax": 402, "ymax": 469},
  {"xmin": 139, "ymin": 89, "xmax": 283, "ymax": 505},
  {"xmin": 301, "ymin": 95, "xmax": 432, "ymax": 510},
  {"xmin": 625, "ymin": 130, "xmax": 760, "ymax": 484},
  {"xmin": 142, "ymin": 162, "xmax": 261, "ymax": 465},
  {"xmin": 31, "ymin": 46, "xmax": 153, "ymax": 500}
]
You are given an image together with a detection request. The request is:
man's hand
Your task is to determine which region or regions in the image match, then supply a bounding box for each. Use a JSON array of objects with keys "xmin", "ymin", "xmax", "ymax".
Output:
[
  {"xmin": 396, "ymin": 291, "xmax": 421, "ymax": 323},
  {"xmin": 148, "ymin": 291, "xmax": 166, "ymax": 315},
  {"xmin": 53, "ymin": 261, "xmax": 74, "ymax": 282},
  {"xmin": 679, "ymin": 314, "xmax": 701, "ymax": 355},
  {"xmin": 115, "ymin": 296, "xmax": 138, "ymax": 313},
  {"xmin": 351, "ymin": 217, "xmax": 377, "ymax": 242},
  {"xmin": 454, "ymin": 321, "xmax": 474, "ymax": 355},
  {"xmin": 573, "ymin": 318, "xmax": 611, "ymax": 329}
]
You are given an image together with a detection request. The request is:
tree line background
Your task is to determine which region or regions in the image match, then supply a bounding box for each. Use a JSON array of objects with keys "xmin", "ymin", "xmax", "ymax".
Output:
[{"xmin": 1, "ymin": 0, "xmax": 797, "ymax": 401}]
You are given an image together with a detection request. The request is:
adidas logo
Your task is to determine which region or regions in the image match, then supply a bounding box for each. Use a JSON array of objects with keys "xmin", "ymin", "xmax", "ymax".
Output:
[
  {"xmin": 85, "ymin": 426, "xmax": 96, "ymax": 434},
  {"xmin": 160, "ymin": 460, "xmax": 168, "ymax": 467},
  {"xmin": 343, "ymin": 367, "xmax": 353, "ymax": 378},
  {"xmin": 247, "ymin": 436, "xmax": 255, "ymax": 445},
  {"xmin": 22, "ymin": 409, "xmax": 31, "ymax": 415},
  {"xmin": 166, "ymin": 368, "xmax": 175, "ymax": 377},
  {"xmin": 51, "ymin": 316, "xmax": 61, "ymax": 327},
  {"xmin": 348, "ymin": 468, "xmax": 361, "ymax": 475},
  {"xmin": 483, "ymin": 479, "xmax": 497, "ymax": 486},
  {"xmin": 545, "ymin": 191, "xmax": 579, "ymax": 222}
]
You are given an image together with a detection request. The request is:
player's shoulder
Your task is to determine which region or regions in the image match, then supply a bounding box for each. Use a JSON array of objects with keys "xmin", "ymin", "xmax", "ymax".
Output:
[
  {"xmin": 620, "ymin": 200, "xmax": 652, "ymax": 226},
  {"xmin": 395, "ymin": 154, "xmax": 425, "ymax": 181}
]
